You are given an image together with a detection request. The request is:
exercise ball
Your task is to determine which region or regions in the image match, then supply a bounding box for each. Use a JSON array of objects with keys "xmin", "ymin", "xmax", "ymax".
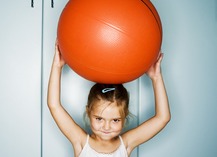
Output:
[{"xmin": 57, "ymin": 0, "xmax": 162, "ymax": 84}]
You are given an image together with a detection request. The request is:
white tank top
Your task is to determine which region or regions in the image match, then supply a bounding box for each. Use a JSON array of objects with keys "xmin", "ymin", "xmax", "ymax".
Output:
[{"xmin": 79, "ymin": 135, "xmax": 128, "ymax": 157}]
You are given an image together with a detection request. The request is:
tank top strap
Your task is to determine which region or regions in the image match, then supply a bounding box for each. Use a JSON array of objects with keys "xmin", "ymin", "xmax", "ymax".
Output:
[
  {"xmin": 119, "ymin": 135, "xmax": 124, "ymax": 145},
  {"xmin": 85, "ymin": 134, "xmax": 90, "ymax": 144},
  {"xmin": 118, "ymin": 135, "xmax": 128, "ymax": 156},
  {"xmin": 79, "ymin": 134, "xmax": 90, "ymax": 157}
]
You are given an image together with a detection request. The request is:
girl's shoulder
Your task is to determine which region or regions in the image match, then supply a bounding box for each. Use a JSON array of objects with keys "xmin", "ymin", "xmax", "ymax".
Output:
[
  {"xmin": 121, "ymin": 131, "xmax": 135, "ymax": 154},
  {"xmin": 73, "ymin": 133, "xmax": 89, "ymax": 157}
]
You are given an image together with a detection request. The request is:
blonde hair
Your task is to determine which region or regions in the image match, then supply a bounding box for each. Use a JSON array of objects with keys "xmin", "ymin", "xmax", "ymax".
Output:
[{"xmin": 86, "ymin": 83, "xmax": 129, "ymax": 120}]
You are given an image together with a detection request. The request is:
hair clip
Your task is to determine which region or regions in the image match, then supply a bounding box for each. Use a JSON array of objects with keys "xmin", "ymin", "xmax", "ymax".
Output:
[{"xmin": 102, "ymin": 88, "xmax": 115, "ymax": 93}]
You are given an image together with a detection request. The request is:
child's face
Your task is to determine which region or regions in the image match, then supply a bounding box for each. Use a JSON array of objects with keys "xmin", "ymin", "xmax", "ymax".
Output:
[{"xmin": 89, "ymin": 100, "xmax": 123, "ymax": 141}]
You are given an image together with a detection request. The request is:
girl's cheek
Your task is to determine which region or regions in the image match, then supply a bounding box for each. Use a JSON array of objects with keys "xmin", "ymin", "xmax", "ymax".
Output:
[
  {"xmin": 91, "ymin": 121, "xmax": 102, "ymax": 131},
  {"xmin": 117, "ymin": 123, "xmax": 124, "ymax": 131},
  {"xmin": 111, "ymin": 123, "xmax": 122, "ymax": 131}
]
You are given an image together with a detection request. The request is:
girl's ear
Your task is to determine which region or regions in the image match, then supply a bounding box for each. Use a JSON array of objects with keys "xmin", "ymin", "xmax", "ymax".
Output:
[
  {"xmin": 83, "ymin": 111, "xmax": 91, "ymax": 132},
  {"xmin": 86, "ymin": 106, "xmax": 88, "ymax": 113},
  {"xmin": 86, "ymin": 106, "xmax": 90, "ymax": 116}
]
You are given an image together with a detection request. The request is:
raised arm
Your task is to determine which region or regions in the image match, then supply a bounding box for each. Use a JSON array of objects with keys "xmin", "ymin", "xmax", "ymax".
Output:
[
  {"xmin": 123, "ymin": 53, "xmax": 171, "ymax": 153},
  {"xmin": 47, "ymin": 43, "xmax": 86, "ymax": 149}
]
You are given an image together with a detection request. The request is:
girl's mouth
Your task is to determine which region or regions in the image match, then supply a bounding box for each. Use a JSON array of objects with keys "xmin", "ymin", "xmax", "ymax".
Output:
[{"xmin": 102, "ymin": 131, "xmax": 111, "ymax": 134}]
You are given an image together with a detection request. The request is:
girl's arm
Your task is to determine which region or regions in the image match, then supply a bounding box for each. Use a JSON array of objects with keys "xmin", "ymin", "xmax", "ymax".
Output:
[
  {"xmin": 47, "ymin": 43, "xmax": 86, "ymax": 151},
  {"xmin": 123, "ymin": 53, "xmax": 171, "ymax": 153}
]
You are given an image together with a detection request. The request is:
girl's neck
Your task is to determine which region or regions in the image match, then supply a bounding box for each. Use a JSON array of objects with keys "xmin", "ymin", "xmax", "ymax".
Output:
[
  {"xmin": 89, "ymin": 134, "xmax": 121, "ymax": 153},
  {"xmin": 93, "ymin": 134, "xmax": 119, "ymax": 140}
]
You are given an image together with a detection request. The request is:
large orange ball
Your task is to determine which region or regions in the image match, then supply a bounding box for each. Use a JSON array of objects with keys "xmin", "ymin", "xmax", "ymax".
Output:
[{"xmin": 57, "ymin": 0, "xmax": 162, "ymax": 84}]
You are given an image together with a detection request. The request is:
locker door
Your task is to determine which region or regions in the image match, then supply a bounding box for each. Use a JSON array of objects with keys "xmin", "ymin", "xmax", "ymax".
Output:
[
  {"xmin": 139, "ymin": 0, "xmax": 217, "ymax": 157},
  {"xmin": 42, "ymin": 1, "xmax": 139, "ymax": 156},
  {"xmin": 0, "ymin": 1, "xmax": 42, "ymax": 157},
  {"xmin": 42, "ymin": 1, "xmax": 75, "ymax": 156}
]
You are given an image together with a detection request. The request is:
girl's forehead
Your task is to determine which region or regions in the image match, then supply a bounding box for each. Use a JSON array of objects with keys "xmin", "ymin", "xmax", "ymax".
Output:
[{"xmin": 91, "ymin": 100, "xmax": 121, "ymax": 117}]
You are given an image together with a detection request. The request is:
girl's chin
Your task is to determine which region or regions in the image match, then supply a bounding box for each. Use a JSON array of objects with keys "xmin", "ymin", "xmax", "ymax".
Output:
[{"xmin": 93, "ymin": 131, "xmax": 120, "ymax": 140}]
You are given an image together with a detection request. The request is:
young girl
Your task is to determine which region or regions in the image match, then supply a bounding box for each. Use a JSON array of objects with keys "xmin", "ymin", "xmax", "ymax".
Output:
[{"xmin": 47, "ymin": 43, "xmax": 171, "ymax": 157}]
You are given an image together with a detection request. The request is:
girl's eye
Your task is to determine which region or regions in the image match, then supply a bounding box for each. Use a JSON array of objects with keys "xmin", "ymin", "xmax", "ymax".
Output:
[
  {"xmin": 96, "ymin": 117, "xmax": 102, "ymax": 121},
  {"xmin": 113, "ymin": 119, "xmax": 120, "ymax": 123}
]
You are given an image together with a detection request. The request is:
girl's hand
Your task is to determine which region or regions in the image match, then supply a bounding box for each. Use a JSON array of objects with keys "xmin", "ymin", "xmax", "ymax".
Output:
[
  {"xmin": 146, "ymin": 52, "xmax": 163, "ymax": 80},
  {"xmin": 53, "ymin": 41, "xmax": 66, "ymax": 68}
]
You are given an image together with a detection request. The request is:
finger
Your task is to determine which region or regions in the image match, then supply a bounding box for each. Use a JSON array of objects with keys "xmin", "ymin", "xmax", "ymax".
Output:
[
  {"xmin": 55, "ymin": 42, "xmax": 61, "ymax": 54},
  {"xmin": 157, "ymin": 53, "xmax": 163, "ymax": 63},
  {"xmin": 55, "ymin": 38, "xmax": 59, "ymax": 45},
  {"xmin": 55, "ymin": 45, "xmax": 59, "ymax": 55}
]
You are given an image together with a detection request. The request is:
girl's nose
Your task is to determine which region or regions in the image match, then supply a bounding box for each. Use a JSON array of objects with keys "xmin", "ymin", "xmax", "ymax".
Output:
[{"xmin": 102, "ymin": 121, "xmax": 110, "ymax": 130}]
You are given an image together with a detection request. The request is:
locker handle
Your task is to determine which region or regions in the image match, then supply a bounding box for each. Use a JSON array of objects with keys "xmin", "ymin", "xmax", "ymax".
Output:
[
  {"xmin": 31, "ymin": 0, "xmax": 34, "ymax": 8},
  {"xmin": 51, "ymin": 0, "xmax": 54, "ymax": 8},
  {"xmin": 31, "ymin": 0, "xmax": 54, "ymax": 8}
]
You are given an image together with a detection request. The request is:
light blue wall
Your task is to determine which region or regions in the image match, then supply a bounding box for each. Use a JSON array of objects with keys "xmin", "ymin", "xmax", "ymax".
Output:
[
  {"xmin": 0, "ymin": 1, "xmax": 42, "ymax": 157},
  {"xmin": 138, "ymin": 0, "xmax": 217, "ymax": 156},
  {"xmin": 1, "ymin": 0, "xmax": 217, "ymax": 157}
]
